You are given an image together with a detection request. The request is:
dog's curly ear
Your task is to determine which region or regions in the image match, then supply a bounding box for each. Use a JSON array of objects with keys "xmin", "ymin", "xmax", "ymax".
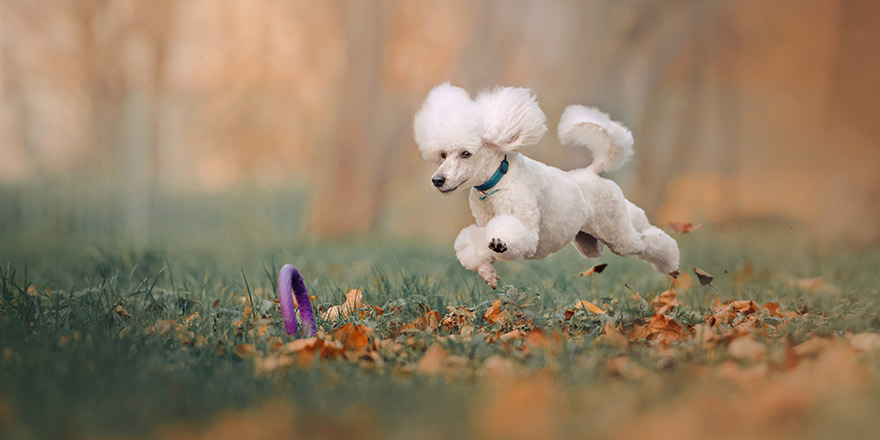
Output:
[{"xmin": 476, "ymin": 86, "xmax": 547, "ymax": 152}]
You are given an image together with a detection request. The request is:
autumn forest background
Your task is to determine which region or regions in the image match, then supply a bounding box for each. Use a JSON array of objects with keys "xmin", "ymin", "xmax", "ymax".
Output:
[{"xmin": 2, "ymin": 0, "xmax": 879, "ymax": 245}]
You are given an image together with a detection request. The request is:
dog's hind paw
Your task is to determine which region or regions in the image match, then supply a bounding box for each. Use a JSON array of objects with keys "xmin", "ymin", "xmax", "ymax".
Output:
[{"xmin": 488, "ymin": 238, "xmax": 508, "ymax": 254}]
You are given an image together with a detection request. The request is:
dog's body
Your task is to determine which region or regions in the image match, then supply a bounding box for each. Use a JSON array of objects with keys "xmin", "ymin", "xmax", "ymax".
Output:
[{"xmin": 414, "ymin": 84, "xmax": 679, "ymax": 288}]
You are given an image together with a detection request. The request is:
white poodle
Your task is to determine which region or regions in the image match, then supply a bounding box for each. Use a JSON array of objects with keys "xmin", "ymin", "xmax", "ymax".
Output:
[{"xmin": 413, "ymin": 83, "xmax": 680, "ymax": 289}]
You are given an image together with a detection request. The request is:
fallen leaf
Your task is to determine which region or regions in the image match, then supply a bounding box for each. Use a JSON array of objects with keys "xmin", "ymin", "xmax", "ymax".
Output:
[
  {"xmin": 332, "ymin": 323, "xmax": 372, "ymax": 353},
  {"xmin": 322, "ymin": 289, "xmax": 363, "ymax": 321},
  {"xmin": 279, "ymin": 337, "xmax": 318, "ymax": 354},
  {"xmin": 573, "ymin": 300, "xmax": 606, "ymax": 315},
  {"xmin": 595, "ymin": 323, "xmax": 628, "ymax": 348},
  {"xmin": 576, "ymin": 263, "xmax": 608, "ymax": 277},
  {"xmin": 651, "ymin": 287, "xmax": 679, "ymax": 314},
  {"xmin": 412, "ymin": 305, "xmax": 442, "ymax": 331},
  {"xmin": 441, "ymin": 306, "xmax": 475, "ymax": 332},
  {"xmin": 707, "ymin": 300, "xmax": 763, "ymax": 326},
  {"xmin": 666, "ymin": 221, "xmax": 700, "ymax": 233},
  {"xmin": 728, "ymin": 335, "xmax": 766, "ymax": 362},
  {"xmin": 484, "ymin": 299, "xmax": 503, "ymax": 324},
  {"xmin": 693, "ymin": 268, "xmax": 714, "ymax": 286},
  {"xmin": 234, "ymin": 343, "xmax": 257, "ymax": 358},
  {"xmin": 847, "ymin": 333, "xmax": 880, "ymax": 352},
  {"xmin": 606, "ymin": 356, "xmax": 646, "ymax": 379},
  {"xmin": 524, "ymin": 329, "xmax": 553, "ymax": 351},
  {"xmin": 646, "ymin": 314, "xmax": 690, "ymax": 347},
  {"xmin": 499, "ymin": 329, "xmax": 524, "ymax": 342},
  {"xmin": 792, "ymin": 336, "xmax": 833, "ymax": 358},
  {"xmin": 627, "ymin": 324, "xmax": 650, "ymax": 342},
  {"xmin": 113, "ymin": 304, "xmax": 131, "ymax": 320},
  {"xmin": 418, "ymin": 344, "xmax": 448, "ymax": 374}
]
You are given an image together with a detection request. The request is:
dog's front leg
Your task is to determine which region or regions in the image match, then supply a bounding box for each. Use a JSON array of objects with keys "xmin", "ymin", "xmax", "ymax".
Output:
[
  {"xmin": 454, "ymin": 225, "xmax": 499, "ymax": 288},
  {"xmin": 483, "ymin": 214, "xmax": 539, "ymax": 261}
]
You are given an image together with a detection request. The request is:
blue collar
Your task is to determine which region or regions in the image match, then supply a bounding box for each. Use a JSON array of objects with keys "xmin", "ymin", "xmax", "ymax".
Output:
[{"xmin": 474, "ymin": 155, "xmax": 509, "ymax": 193}]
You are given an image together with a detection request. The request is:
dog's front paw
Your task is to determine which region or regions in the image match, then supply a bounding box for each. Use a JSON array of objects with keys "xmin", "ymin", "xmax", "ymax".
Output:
[
  {"xmin": 477, "ymin": 263, "xmax": 499, "ymax": 289},
  {"xmin": 488, "ymin": 238, "xmax": 508, "ymax": 254}
]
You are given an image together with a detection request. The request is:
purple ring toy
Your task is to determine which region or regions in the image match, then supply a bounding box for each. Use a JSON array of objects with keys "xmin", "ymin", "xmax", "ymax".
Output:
[{"xmin": 278, "ymin": 264, "xmax": 316, "ymax": 336}]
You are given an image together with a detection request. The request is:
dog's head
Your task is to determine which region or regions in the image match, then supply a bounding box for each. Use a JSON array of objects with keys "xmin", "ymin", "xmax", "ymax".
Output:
[{"xmin": 413, "ymin": 83, "xmax": 547, "ymax": 194}]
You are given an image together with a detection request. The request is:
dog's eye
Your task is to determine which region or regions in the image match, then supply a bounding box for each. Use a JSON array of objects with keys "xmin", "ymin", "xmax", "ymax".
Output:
[
  {"xmin": 440, "ymin": 152, "xmax": 447, "ymax": 160},
  {"xmin": 461, "ymin": 151, "xmax": 472, "ymax": 158}
]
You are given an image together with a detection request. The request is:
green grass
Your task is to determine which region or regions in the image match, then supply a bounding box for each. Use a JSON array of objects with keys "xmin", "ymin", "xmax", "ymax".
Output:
[{"xmin": 2, "ymin": 226, "xmax": 880, "ymax": 439}]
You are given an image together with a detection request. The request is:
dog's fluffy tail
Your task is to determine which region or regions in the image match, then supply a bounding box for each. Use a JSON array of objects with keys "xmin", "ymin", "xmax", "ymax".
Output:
[{"xmin": 557, "ymin": 105, "xmax": 634, "ymax": 174}]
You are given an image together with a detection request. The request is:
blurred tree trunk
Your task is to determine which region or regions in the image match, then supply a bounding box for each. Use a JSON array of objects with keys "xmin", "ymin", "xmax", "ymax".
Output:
[{"xmin": 308, "ymin": 1, "xmax": 382, "ymax": 235}]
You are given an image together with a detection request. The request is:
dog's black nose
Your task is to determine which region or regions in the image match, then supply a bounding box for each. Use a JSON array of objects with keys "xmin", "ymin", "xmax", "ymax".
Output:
[{"xmin": 431, "ymin": 176, "xmax": 446, "ymax": 188}]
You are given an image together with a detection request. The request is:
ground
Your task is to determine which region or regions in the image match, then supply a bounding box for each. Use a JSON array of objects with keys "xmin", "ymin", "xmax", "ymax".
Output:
[{"xmin": 1, "ymin": 225, "xmax": 880, "ymax": 439}]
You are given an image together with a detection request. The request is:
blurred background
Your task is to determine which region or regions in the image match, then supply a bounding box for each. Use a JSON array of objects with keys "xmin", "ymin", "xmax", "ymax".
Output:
[{"xmin": 1, "ymin": 0, "xmax": 879, "ymax": 248}]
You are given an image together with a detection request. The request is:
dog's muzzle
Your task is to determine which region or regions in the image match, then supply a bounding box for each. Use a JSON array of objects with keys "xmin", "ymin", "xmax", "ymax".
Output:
[{"xmin": 431, "ymin": 176, "xmax": 446, "ymax": 188}]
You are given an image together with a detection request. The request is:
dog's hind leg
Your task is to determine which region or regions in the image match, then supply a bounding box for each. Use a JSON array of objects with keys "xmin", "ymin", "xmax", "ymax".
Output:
[
  {"xmin": 573, "ymin": 231, "xmax": 604, "ymax": 258},
  {"xmin": 626, "ymin": 202, "xmax": 680, "ymax": 275}
]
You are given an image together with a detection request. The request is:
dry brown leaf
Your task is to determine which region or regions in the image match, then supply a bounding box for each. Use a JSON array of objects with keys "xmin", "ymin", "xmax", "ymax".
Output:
[
  {"xmin": 728, "ymin": 335, "xmax": 766, "ymax": 362},
  {"xmin": 594, "ymin": 323, "xmax": 628, "ymax": 348},
  {"xmin": 791, "ymin": 336, "xmax": 833, "ymax": 358},
  {"xmin": 413, "ymin": 305, "xmax": 442, "ymax": 331},
  {"xmin": 253, "ymin": 354, "xmax": 295, "ymax": 374},
  {"xmin": 666, "ymin": 221, "xmax": 701, "ymax": 233},
  {"xmin": 499, "ymin": 329, "xmax": 524, "ymax": 342},
  {"xmin": 574, "ymin": 300, "xmax": 606, "ymax": 315},
  {"xmin": 646, "ymin": 314, "xmax": 690, "ymax": 347},
  {"xmin": 847, "ymin": 333, "xmax": 880, "ymax": 352},
  {"xmin": 576, "ymin": 263, "xmax": 608, "ymax": 277},
  {"xmin": 707, "ymin": 300, "xmax": 763, "ymax": 327},
  {"xmin": 484, "ymin": 299, "xmax": 503, "ymax": 324},
  {"xmin": 418, "ymin": 344, "xmax": 449, "ymax": 374},
  {"xmin": 332, "ymin": 322, "xmax": 372, "ymax": 353},
  {"xmin": 441, "ymin": 306, "xmax": 475, "ymax": 332},
  {"xmin": 234, "ymin": 343, "xmax": 257, "ymax": 358},
  {"xmin": 651, "ymin": 287, "xmax": 679, "ymax": 314},
  {"xmin": 114, "ymin": 304, "xmax": 131, "ymax": 320},
  {"xmin": 322, "ymin": 289, "xmax": 364, "ymax": 321},
  {"xmin": 606, "ymin": 356, "xmax": 647, "ymax": 379},
  {"xmin": 524, "ymin": 329, "xmax": 553, "ymax": 351},
  {"xmin": 693, "ymin": 268, "xmax": 714, "ymax": 286},
  {"xmin": 627, "ymin": 324, "xmax": 651, "ymax": 342},
  {"xmin": 279, "ymin": 337, "xmax": 318, "ymax": 354}
]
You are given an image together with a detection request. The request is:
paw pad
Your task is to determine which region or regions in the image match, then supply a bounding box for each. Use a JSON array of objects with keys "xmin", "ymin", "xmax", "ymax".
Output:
[{"xmin": 488, "ymin": 238, "xmax": 508, "ymax": 253}]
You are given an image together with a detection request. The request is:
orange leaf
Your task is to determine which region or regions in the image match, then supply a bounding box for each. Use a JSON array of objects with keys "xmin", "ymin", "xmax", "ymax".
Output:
[
  {"xmin": 417, "ymin": 345, "xmax": 448, "ymax": 374},
  {"xmin": 322, "ymin": 289, "xmax": 364, "ymax": 321},
  {"xmin": 499, "ymin": 329, "xmax": 524, "ymax": 342},
  {"xmin": 332, "ymin": 322, "xmax": 372, "ymax": 352},
  {"xmin": 573, "ymin": 300, "xmax": 605, "ymax": 315},
  {"xmin": 484, "ymin": 299, "xmax": 503, "ymax": 324},
  {"xmin": 666, "ymin": 221, "xmax": 700, "ymax": 233},
  {"xmin": 651, "ymin": 287, "xmax": 679, "ymax": 314},
  {"xmin": 524, "ymin": 329, "xmax": 553, "ymax": 350},
  {"xmin": 707, "ymin": 300, "xmax": 763, "ymax": 326},
  {"xmin": 576, "ymin": 263, "xmax": 608, "ymax": 278},
  {"xmin": 646, "ymin": 313, "xmax": 690, "ymax": 347},
  {"xmin": 234, "ymin": 343, "xmax": 257, "ymax": 358}
]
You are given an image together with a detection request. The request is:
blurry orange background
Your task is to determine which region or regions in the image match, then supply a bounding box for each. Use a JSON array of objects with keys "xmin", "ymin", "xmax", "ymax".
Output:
[{"xmin": 1, "ymin": 0, "xmax": 878, "ymax": 244}]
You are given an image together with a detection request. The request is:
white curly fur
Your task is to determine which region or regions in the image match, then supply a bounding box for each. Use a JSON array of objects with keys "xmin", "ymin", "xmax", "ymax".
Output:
[{"xmin": 413, "ymin": 84, "xmax": 679, "ymax": 288}]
